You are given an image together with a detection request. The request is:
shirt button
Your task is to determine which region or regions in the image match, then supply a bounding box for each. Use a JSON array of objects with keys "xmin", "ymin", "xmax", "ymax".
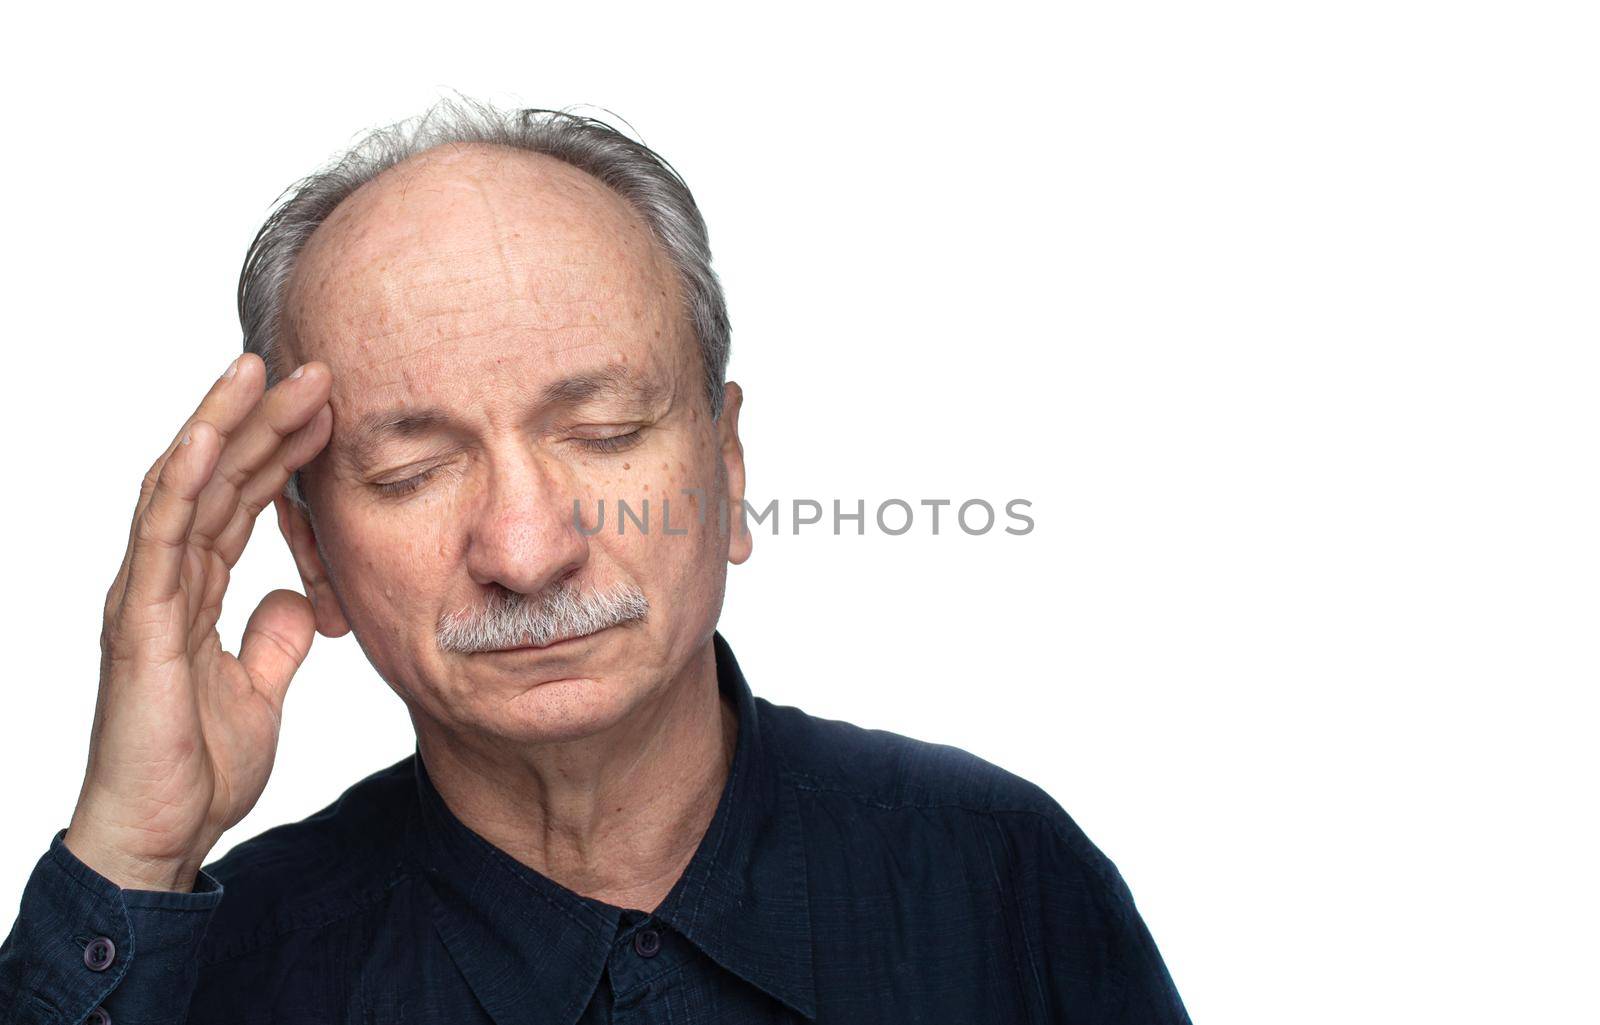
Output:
[
  {"xmin": 633, "ymin": 927, "xmax": 661, "ymax": 958},
  {"xmin": 87, "ymin": 1007, "xmax": 111, "ymax": 1025},
  {"xmin": 83, "ymin": 936, "xmax": 116, "ymax": 971}
]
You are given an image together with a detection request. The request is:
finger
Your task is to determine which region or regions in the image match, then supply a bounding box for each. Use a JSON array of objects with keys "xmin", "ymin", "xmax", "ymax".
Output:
[
  {"xmin": 122, "ymin": 420, "xmax": 222, "ymax": 611},
  {"xmin": 238, "ymin": 588, "xmax": 317, "ymax": 709},
  {"xmin": 108, "ymin": 355, "xmax": 266, "ymax": 612},
  {"xmin": 187, "ymin": 362, "xmax": 331, "ymax": 554},
  {"xmin": 186, "ymin": 406, "xmax": 331, "ymax": 644},
  {"xmin": 188, "ymin": 405, "xmax": 332, "ymax": 641},
  {"xmin": 131, "ymin": 354, "xmax": 266, "ymax": 530},
  {"xmin": 212, "ymin": 404, "xmax": 333, "ymax": 569}
]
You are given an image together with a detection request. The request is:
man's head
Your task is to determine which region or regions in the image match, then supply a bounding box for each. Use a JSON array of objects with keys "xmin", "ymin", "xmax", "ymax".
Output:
[{"xmin": 238, "ymin": 99, "xmax": 750, "ymax": 749}]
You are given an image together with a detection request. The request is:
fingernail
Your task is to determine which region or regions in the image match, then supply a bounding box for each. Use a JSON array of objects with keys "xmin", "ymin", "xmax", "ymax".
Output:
[
  {"xmin": 290, "ymin": 364, "xmax": 305, "ymax": 380},
  {"xmin": 181, "ymin": 431, "xmax": 193, "ymax": 446},
  {"xmin": 221, "ymin": 357, "xmax": 239, "ymax": 381}
]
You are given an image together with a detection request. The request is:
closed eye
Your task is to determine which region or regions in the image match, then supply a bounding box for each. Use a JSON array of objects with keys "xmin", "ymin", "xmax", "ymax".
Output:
[
  {"xmin": 575, "ymin": 427, "xmax": 645, "ymax": 454},
  {"xmin": 374, "ymin": 467, "xmax": 438, "ymax": 497},
  {"xmin": 372, "ymin": 428, "xmax": 644, "ymax": 497}
]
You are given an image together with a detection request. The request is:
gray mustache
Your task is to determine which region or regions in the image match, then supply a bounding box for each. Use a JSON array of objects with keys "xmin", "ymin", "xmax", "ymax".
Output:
[{"xmin": 437, "ymin": 581, "xmax": 649, "ymax": 654}]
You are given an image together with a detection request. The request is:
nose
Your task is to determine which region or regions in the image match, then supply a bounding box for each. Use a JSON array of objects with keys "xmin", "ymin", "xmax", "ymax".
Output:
[{"xmin": 462, "ymin": 442, "xmax": 591, "ymax": 596}]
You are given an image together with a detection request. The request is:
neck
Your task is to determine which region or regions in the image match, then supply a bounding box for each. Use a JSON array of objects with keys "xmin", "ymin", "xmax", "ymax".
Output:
[{"xmin": 414, "ymin": 640, "xmax": 737, "ymax": 913}]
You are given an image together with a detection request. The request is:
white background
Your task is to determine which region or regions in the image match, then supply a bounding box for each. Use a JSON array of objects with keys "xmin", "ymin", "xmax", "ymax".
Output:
[{"xmin": 2, "ymin": 3, "xmax": 1596, "ymax": 1022}]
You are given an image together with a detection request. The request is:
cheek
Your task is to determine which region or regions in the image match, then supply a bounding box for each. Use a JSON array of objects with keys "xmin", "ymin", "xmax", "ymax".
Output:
[
  {"xmin": 580, "ymin": 435, "xmax": 726, "ymax": 582},
  {"xmin": 321, "ymin": 509, "xmax": 450, "ymax": 643}
]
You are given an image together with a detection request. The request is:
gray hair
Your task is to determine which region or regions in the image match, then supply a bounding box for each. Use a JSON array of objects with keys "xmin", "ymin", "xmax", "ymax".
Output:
[
  {"xmin": 436, "ymin": 578, "xmax": 650, "ymax": 654},
  {"xmin": 236, "ymin": 96, "xmax": 732, "ymax": 512}
]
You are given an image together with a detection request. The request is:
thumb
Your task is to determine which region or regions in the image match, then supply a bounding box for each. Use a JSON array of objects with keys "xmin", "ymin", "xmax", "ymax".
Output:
[{"xmin": 238, "ymin": 588, "xmax": 318, "ymax": 707}]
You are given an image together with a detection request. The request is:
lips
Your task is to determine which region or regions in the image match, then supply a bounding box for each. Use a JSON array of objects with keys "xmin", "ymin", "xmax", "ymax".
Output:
[{"xmin": 483, "ymin": 626, "xmax": 601, "ymax": 653}]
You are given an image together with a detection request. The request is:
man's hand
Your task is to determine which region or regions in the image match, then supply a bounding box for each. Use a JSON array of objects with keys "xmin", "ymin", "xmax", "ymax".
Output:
[{"xmin": 62, "ymin": 353, "xmax": 334, "ymax": 892}]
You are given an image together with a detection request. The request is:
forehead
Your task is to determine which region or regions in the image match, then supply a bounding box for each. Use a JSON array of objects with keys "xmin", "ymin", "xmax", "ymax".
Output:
[{"xmin": 281, "ymin": 142, "xmax": 694, "ymax": 423}]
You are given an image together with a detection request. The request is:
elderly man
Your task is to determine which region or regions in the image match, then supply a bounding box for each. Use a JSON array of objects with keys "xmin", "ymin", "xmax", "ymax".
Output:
[{"xmin": 0, "ymin": 99, "xmax": 1189, "ymax": 1024}]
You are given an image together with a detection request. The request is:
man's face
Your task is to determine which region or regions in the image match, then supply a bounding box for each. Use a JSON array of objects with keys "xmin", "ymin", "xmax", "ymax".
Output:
[{"xmin": 275, "ymin": 142, "xmax": 749, "ymax": 747}]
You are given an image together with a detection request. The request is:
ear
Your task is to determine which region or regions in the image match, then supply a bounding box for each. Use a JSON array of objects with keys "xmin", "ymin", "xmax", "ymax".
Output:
[
  {"xmin": 718, "ymin": 381, "xmax": 752, "ymax": 566},
  {"xmin": 273, "ymin": 493, "xmax": 352, "ymax": 637}
]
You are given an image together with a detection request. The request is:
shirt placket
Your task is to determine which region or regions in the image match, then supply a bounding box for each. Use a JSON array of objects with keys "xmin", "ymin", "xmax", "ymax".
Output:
[{"xmin": 603, "ymin": 909, "xmax": 692, "ymax": 1023}]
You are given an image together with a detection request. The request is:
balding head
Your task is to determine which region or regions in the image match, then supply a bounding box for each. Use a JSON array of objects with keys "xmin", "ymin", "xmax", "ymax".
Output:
[
  {"xmin": 238, "ymin": 99, "xmax": 732, "ymax": 511},
  {"xmin": 281, "ymin": 141, "xmax": 690, "ymax": 407}
]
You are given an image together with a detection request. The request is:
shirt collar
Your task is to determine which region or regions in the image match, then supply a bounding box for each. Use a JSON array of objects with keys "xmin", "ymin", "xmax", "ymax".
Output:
[{"xmin": 405, "ymin": 630, "xmax": 816, "ymax": 1025}]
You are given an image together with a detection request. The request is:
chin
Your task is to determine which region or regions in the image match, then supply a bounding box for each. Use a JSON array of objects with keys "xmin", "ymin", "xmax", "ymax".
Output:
[{"xmin": 474, "ymin": 675, "xmax": 638, "ymax": 743}]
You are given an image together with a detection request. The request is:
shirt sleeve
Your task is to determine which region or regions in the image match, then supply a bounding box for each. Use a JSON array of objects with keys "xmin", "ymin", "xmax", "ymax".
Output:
[
  {"xmin": 1005, "ymin": 806, "xmax": 1192, "ymax": 1025},
  {"xmin": 0, "ymin": 828, "xmax": 224, "ymax": 1025},
  {"xmin": 1088, "ymin": 851, "xmax": 1192, "ymax": 1024}
]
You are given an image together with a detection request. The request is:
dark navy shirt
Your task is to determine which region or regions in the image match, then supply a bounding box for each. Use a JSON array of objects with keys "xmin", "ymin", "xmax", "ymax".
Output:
[{"xmin": 1, "ymin": 633, "xmax": 1191, "ymax": 1024}]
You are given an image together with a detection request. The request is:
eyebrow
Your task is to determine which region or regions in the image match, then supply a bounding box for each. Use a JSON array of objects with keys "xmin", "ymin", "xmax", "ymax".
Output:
[
  {"xmin": 340, "ymin": 365, "xmax": 667, "ymax": 469},
  {"xmin": 535, "ymin": 363, "xmax": 656, "ymax": 407}
]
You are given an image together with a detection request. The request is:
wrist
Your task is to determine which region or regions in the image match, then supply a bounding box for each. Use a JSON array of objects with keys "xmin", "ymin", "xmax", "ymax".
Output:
[{"xmin": 62, "ymin": 823, "xmax": 202, "ymax": 892}]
